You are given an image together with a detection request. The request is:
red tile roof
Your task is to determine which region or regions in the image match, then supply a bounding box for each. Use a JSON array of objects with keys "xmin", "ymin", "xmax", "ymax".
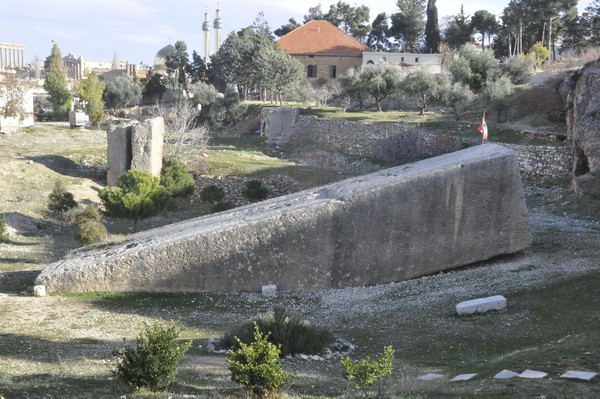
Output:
[{"xmin": 278, "ymin": 20, "xmax": 370, "ymax": 57}]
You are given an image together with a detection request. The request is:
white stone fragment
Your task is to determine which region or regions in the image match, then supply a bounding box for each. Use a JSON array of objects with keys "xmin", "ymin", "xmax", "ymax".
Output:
[
  {"xmin": 494, "ymin": 369, "xmax": 519, "ymax": 379},
  {"xmin": 518, "ymin": 369, "xmax": 548, "ymax": 379},
  {"xmin": 456, "ymin": 295, "xmax": 506, "ymax": 315},
  {"xmin": 560, "ymin": 371, "xmax": 598, "ymax": 381},
  {"xmin": 417, "ymin": 373, "xmax": 444, "ymax": 381},
  {"xmin": 261, "ymin": 284, "xmax": 277, "ymax": 296},
  {"xmin": 450, "ymin": 373, "xmax": 477, "ymax": 381},
  {"xmin": 33, "ymin": 285, "xmax": 47, "ymax": 297}
]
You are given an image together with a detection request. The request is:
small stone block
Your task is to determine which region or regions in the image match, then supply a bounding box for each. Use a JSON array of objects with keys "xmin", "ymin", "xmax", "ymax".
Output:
[
  {"xmin": 417, "ymin": 373, "xmax": 444, "ymax": 381},
  {"xmin": 560, "ymin": 371, "xmax": 598, "ymax": 381},
  {"xmin": 33, "ymin": 285, "xmax": 47, "ymax": 297},
  {"xmin": 261, "ymin": 284, "xmax": 277, "ymax": 296},
  {"xmin": 456, "ymin": 295, "xmax": 506, "ymax": 315},
  {"xmin": 450, "ymin": 373, "xmax": 477, "ymax": 381},
  {"xmin": 494, "ymin": 369, "xmax": 519, "ymax": 379},
  {"xmin": 518, "ymin": 369, "xmax": 548, "ymax": 379}
]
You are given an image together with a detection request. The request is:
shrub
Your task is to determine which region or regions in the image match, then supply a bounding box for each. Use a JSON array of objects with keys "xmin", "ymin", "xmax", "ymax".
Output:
[
  {"xmin": 71, "ymin": 205, "xmax": 107, "ymax": 246},
  {"xmin": 112, "ymin": 320, "xmax": 191, "ymax": 391},
  {"xmin": 48, "ymin": 180, "xmax": 78, "ymax": 220},
  {"xmin": 99, "ymin": 170, "xmax": 171, "ymax": 227},
  {"xmin": 222, "ymin": 306, "xmax": 333, "ymax": 357},
  {"xmin": 503, "ymin": 54, "xmax": 535, "ymax": 84},
  {"xmin": 212, "ymin": 201, "xmax": 236, "ymax": 213},
  {"xmin": 341, "ymin": 345, "xmax": 395, "ymax": 398},
  {"xmin": 226, "ymin": 323, "xmax": 290, "ymax": 399},
  {"xmin": 200, "ymin": 184, "xmax": 225, "ymax": 203},
  {"xmin": 244, "ymin": 180, "xmax": 269, "ymax": 202},
  {"xmin": 0, "ymin": 215, "xmax": 9, "ymax": 243},
  {"xmin": 160, "ymin": 158, "xmax": 195, "ymax": 198}
]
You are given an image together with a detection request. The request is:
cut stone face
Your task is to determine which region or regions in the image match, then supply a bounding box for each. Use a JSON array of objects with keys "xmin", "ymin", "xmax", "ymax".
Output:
[
  {"xmin": 417, "ymin": 373, "xmax": 444, "ymax": 381},
  {"xmin": 560, "ymin": 371, "xmax": 597, "ymax": 381},
  {"xmin": 450, "ymin": 373, "xmax": 477, "ymax": 381},
  {"xmin": 456, "ymin": 295, "xmax": 507, "ymax": 315},
  {"xmin": 518, "ymin": 369, "xmax": 548, "ymax": 379},
  {"xmin": 494, "ymin": 369, "xmax": 519, "ymax": 379}
]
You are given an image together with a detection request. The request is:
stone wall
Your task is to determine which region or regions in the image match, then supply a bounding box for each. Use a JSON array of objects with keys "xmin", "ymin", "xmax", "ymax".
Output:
[
  {"xmin": 263, "ymin": 112, "xmax": 573, "ymax": 181},
  {"xmin": 36, "ymin": 144, "xmax": 531, "ymax": 293}
]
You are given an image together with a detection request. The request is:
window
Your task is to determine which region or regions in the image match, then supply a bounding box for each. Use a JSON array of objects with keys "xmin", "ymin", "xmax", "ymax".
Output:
[
  {"xmin": 307, "ymin": 64, "xmax": 317, "ymax": 78},
  {"xmin": 401, "ymin": 57, "xmax": 404, "ymax": 62},
  {"xmin": 367, "ymin": 60, "xmax": 375, "ymax": 65},
  {"xmin": 415, "ymin": 57, "xmax": 419, "ymax": 63},
  {"xmin": 330, "ymin": 65, "xmax": 337, "ymax": 78}
]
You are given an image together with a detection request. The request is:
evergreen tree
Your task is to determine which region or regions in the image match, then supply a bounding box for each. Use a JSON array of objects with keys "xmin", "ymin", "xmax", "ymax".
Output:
[
  {"xmin": 274, "ymin": 18, "xmax": 301, "ymax": 37},
  {"xmin": 443, "ymin": 5, "xmax": 474, "ymax": 51},
  {"xmin": 367, "ymin": 12, "xmax": 392, "ymax": 51},
  {"xmin": 75, "ymin": 71, "xmax": 105, "ymax": 125},
  {"xmin": 186, "ymin": 50, "xmax": 208, "ymax": 83},
  {"xmin": 390, "ymin": 0, "xmax": 426, "ymax": 52},
  {"xmin": 472, "ymin": 10, "xmax": 499, "ymax": 51},
  {"xmin": 424, "ymin": 0, "xmax": 440, "ymax": 53},
  {"xmin": 103, "ymin": 74, "xmax": 142, "ymax": 110},
  {"xmin": 44, "ymin": 43, "xmax": 72, "ymax": 119},
  {"xmin": 324, "ymin": 1, "xmax": 372, "ymax": 41},
  {"xmin": 165, "ymin": 40, "xmax": 190, "ymax": 92}
]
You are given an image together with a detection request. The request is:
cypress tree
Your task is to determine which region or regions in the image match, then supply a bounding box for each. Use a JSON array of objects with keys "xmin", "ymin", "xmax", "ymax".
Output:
[{"xmin": 425, "ymin": 0, "xmax": 440, "ymax": 53}]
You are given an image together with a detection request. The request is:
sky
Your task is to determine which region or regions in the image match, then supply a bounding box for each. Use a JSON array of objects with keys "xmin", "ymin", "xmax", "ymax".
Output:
[{"xmin": 1, "ymin": 0, "xmax": 594, "ymax": 67}]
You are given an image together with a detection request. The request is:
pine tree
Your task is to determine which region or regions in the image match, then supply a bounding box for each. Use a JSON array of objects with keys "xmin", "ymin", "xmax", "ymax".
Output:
[
  {"xmin": 425, "ymin": 0, "xmax": 440, "ymax": 53},
  {"xmin": 43, "ymin": 43, "xmax": 72, "ymax": 118}
]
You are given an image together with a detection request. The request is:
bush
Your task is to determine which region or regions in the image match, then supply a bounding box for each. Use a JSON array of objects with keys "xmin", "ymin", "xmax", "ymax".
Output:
[
  {"xmin": 112, "ymin": 320, "xmax": 191, "ymax": 391},
  {"xmin": 99, "ymin": 170, "xmax": 171, "ymax": 226},
  {"xmin": 71, "ymin": 205, "xmax": 107, "ymax": 246},
  {"xmin": 341, "ymin": 345, "xmax": 395, "ymax": 398},
  {"xmin": 222, "ymin": 307, "xmax": 333, "ymax": 357},
  {"xmin": 48, "ymin": 180, "xmax": 78, "ymax": 220},
  {"xmin": 212, "ymin": 201, "xmax": 236, "ymax": 213},
  {"xmin": 0, "ymin": 215, "xmax": 9, "ymax": 243},
  {"xmin": 160, "ymin": 158, "xmax": 195, "ymax": 198},
  {"xmin": 226, "ymin": 323, "xmax": 290, "ymax": 399},
  {"xmin": 244, "ymin": 180, "xmax": 269, "ymax": 202},
  {"xmin": 503, "ymin": 54, "xmax": 535, "ymax": 84},
  {"xmin": 200, "ymin": 184, "xmax": 225, "ymax": 203}
]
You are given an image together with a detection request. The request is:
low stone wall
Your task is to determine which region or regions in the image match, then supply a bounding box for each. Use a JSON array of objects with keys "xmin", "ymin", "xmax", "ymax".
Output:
[
  {"xmin": 501, "ymin": 144, "xmax": 572, "ymax": 180},
  {"xmin": 265, "ymin": 113, "xmax": 572, "ymax": 181},
  {"xmin": 36, "ymin": 144, "xmax": 531, "ymax": 293}
]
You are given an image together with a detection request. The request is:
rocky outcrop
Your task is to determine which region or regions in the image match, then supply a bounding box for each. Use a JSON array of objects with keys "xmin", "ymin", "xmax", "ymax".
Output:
[
  {"xmin": 565, "ymin": 59, "xmax": 600, "ymax": 199},
  {"xmin": 36, "ymin": 144, "xmax": 531, "ymax": 293}
]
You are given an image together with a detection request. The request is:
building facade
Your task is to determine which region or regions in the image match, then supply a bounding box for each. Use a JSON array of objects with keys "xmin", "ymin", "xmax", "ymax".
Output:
[{"xmin": 0, "ymin": 42, "xmax": 25, "ymax": 70}]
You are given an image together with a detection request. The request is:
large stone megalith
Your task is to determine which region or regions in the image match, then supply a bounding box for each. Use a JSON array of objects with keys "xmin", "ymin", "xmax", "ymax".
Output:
[{"xmin": 36, "ymin": 144, "xmax": 531, "ymax": 293}]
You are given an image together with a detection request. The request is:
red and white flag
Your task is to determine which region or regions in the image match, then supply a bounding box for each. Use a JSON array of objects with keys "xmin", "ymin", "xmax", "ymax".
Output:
[{"xmin": 477, "ymin": 112, "xmax": 488, "ymax": 142}]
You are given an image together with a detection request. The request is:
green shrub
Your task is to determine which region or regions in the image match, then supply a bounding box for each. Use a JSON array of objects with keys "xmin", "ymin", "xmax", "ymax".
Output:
[
  {"xmin": 226, "ymin": 323, "xmax": 290, "ymax": 399},
  {"xmin": 222, "ymin": 306, "xmax": 333, "ymax": 357},
  {"xmin": 200, "ymin": 184, "xmax": 225, "ymax": 203},
  {"xmin": 112, "ymin": 320, "xmax": 191, "ymax": 391},
  {"xmin": 341, "ymin": 345, "xmax": 395, "ymax": 398},
  {"xmin": 48, "ymin": 180, "xmax": 78, "ymax": 220},
  {"xmin": 244, "ymin": 180, "xmax": 269, "ymax": 202},
  {"xmin": 160, "ymin": 158, "xmax": 195, "ymax": 198},
  {"xmin": 71, "ymin": 206, "xmax": 107, "ymax": 246},
  {"xmin": 99, "ymin": 170, "xmax": 171, "ymax": 226},
  {"xmin": 212, "ymin": 201, "xmax": 236, "ymax": 213},
  {"xmin": 0, "ymin": 215, "xmax": 9, "ymax": 243}
]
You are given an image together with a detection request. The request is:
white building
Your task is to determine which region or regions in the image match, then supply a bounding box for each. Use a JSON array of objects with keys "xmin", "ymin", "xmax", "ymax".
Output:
[{"xmin": 362, "ymin": 52, "xmax": 443, "ymax": 73}]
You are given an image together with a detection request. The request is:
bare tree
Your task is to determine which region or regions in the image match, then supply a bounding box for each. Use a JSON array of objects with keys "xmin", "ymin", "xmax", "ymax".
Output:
[
  {"xmin": 0, "ymin": 72, "xmax": 31, "ymax": 126},
  {"xmin": 155, "ymin": 99, "xmax": 210, "ymax": 159}
]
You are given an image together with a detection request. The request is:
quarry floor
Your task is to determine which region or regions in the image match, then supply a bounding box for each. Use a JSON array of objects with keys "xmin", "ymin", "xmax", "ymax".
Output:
[{"xmin": 1, "ymin": 183, "xmax": 599, "ymax": 398}]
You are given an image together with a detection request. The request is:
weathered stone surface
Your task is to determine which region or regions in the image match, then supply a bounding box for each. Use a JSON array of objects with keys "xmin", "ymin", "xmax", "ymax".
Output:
[
  {"xmin": 131, "ymin": 117, "xmax": 164, "ymax": 177},
  {"xmin": 456, "ymin": 295, "xmax": 507, "ymax": 315},
  {"xmin": 560, "ymin": 371, "xmax": 597, "ymax": 381},
  {"xmin": 35, "ymin": 144, "xmax": 531, "ymax": 293},
  {"xmin": 518, "ymin": 369, "xmax": 548, "ymax": 379},
  {"xmin": 106, "ymin": 124, "xmax": 132, "ymax": 186},
  {"xmin": 262, "ymin": 107, "xmax": 298, "ymax": 146},
  {"xmin": 450, "ymin": 373, "xmax": 477, "ymax": 381},
  {"xmin": 33, "ymin": 285, "xmax": 46, "ymax": 297},
  {"xmin": 494, "ymin": 369, "xmax": 519, "ymax": 379},
  {"xmin": 417, "ymin": 373, "xmax": 444, "ymax": 381},
  {"xmin": 262, "ymin": 284, "xmax": 277, "ymax": 296},
  {"xmin": 565, "ymin": 60, "xmax": 600, "ymax": 199}
]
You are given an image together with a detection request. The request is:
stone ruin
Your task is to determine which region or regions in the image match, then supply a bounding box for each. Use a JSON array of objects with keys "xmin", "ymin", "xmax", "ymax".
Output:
[
  {"xmin": 36, "ymin": 144, "xmax": 531, "ymax": 293},
  {"xmin": 565, "ymin": 58, "xmax": 600, "ymax": 199},
  {"xmin": 106, "ymin": 117, "xmax": 164, "ymax": 186}
]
